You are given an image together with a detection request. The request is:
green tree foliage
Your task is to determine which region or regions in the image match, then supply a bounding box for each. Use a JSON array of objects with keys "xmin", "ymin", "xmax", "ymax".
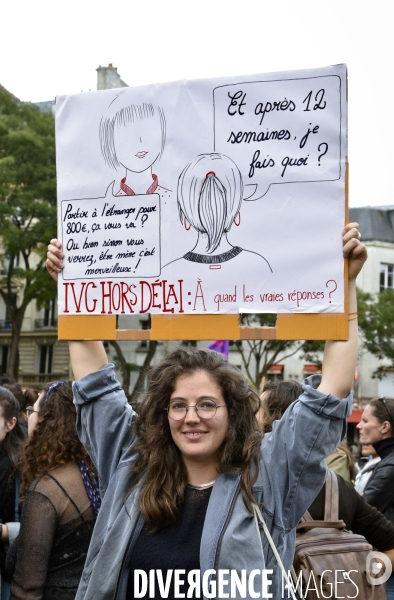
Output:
[
  {"xmin": 357, "ymin": 287, "xmax": 394, "ymax": 372},
  {"xmin": 233, "ymin": 313, "xmax": 324, "ymax": 390},
  {"xmin": 0, "ymin": 86, "xmax": 57, "ymax": 378}
]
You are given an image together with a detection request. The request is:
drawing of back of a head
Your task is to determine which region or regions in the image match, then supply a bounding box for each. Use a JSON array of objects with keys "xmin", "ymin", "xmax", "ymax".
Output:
[
  {"xmin": 177, "ymin": 154, "xmax": 243, "ymax": 254},
  {"xmin": 99, "ymin": 90, "xmax": 166, "ymax": 170}
]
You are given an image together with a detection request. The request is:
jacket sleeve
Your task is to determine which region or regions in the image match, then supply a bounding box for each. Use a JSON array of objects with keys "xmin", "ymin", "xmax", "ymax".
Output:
[
  {"xmin": 260, "ymin": 374, "xmax": 352, "ymax": 531},
  {"xmin": 350, "ymin": 483, "xmax": 394, "ymax": 550},
  {"xmin": 9, "ymin": 491, "xmax": 57, "ymax": 600},
  {"xmin": 363, "ymin": 459, "xmax": 394, "ymax": 514},
  {"xmin": 73, "ymin": 363, "xmax": 137, "ymax": 496}
]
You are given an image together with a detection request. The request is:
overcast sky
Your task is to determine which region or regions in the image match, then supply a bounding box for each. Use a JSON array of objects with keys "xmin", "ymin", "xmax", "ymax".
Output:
[{"xmin": 1, "ymin": 0, "xmax": 391, "ymax": 209}]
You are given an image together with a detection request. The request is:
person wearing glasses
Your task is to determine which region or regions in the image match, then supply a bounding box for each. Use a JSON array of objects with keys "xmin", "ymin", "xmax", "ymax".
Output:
[
  {"xmin": 357, "ymin": 396, "xmax": 394, "ymax": 598},
  {"xmin": 6, "ymin": 382, "xmax": 100, "ymax": 600},
  {"xmin": 45, "ymin": 223, "xmax": 367, "ymax": 600}
]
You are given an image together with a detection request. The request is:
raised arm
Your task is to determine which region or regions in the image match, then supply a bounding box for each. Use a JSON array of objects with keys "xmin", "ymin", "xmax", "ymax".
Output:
[
  {"xmin": 47, "ymin": 239, "xmax": 108, "ymax": 380},
  {"xmin": 318, "ymin": 223, "xmax": 367, "ymax": 399},
  {"xmin": 46, "ymin": 240, "xmax": 135, "ymax": 490}
]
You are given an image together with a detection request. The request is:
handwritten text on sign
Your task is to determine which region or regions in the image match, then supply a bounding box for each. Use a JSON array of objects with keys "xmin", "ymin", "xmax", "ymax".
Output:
[
  {"xmin": 61, "ymin": 194, "xmax": 161, "ymax": 280},
  {"xmin": 214, "ymin": 75, "xmax": 341, "ymax": 199}
]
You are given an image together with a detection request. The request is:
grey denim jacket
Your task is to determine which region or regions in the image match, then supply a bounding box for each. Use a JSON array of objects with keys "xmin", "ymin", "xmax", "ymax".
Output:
[{"xmin": 73, "ymin": 365, "xmax": 352, "ymax": 600}]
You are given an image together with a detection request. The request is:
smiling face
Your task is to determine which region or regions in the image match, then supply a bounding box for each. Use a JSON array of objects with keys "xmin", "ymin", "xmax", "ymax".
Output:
[
  {"xmin": 356, "ymin": 404, "xmax": 388, "ymax": 445},
  {"xmin": 114, "ymin": 112, "xmax": 162, "ymax": 174},
  {"xmin": 168, "ymin": 370, "xmax": 229, "ymax": 472}
]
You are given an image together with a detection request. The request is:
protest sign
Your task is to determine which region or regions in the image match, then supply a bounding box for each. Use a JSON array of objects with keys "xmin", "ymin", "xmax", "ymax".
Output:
[{"xmin": 56, "ymin": 64, "xmax": 347, "ymax": 318}]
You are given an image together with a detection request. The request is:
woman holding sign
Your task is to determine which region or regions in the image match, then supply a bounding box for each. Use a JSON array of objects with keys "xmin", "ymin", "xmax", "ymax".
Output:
[{"xmin": 46, "ymin": 223, "xmax": 366, "ymax": 600}]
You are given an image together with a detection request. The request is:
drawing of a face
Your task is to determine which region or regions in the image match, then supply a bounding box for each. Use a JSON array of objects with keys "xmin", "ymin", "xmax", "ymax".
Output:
[{"xmin": 115, "ymin": 112, "xmax": 162, "ymax": 174}]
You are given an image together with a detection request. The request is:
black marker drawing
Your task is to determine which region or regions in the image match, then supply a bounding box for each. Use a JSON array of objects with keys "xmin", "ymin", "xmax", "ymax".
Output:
[
  {"xmin": 164, "ymin": 153, "xmax": 272, "ymax": 272},
  {"xmin": 99, "ymin": 90, "xmax": 171, "ymax": 199}
]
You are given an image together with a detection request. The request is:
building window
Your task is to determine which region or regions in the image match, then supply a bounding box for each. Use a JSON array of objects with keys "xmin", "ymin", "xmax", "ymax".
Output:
[
  {"xmin": 39, "ymin": 345, "xmax": 53, "ymax": 374},
  {"xmin": 380, "ymin": 264, "xmax": 394, "ymax": 291},
  {"xmin": 35, "ymin": 299, "xmax": 57, "ymax": 329},
  {"xmin": 1, "ymin": 346, "xmax": 9, "ymax": 374},
  {"xmin": 139, "ymin": 320, "xmax": 149, "ymax": 349},
  {"xmin": 43, "ymin": 299, "xmax": 57, "ymax": 326},
  {"xmin": 303, "ymin": 364, "xmax": 322, "ymax": 378},
  {"xmin": 266, "ymin": 364, "xmax": 284, "ymax": 382}
]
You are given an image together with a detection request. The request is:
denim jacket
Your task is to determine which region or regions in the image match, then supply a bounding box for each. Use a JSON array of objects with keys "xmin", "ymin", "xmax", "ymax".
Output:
[{"xmin": 73, "ymin": 365, "xmax": 351, "ymax": 600}]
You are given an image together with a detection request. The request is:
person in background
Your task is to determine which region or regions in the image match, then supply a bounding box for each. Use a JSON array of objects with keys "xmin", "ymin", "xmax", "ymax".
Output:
[
  {"xmin": 260, "ymin": 382, "xmax": 355, "ymax": 482},
  {"xmin": 7, "ymin": 381, "xmax": 99, "ymax": 600},
  {"xmin": 350, "ymin": 441, "xmax": 359, "ymax": 458},
  {"xmin": 354, "ymin": 443, "xmax": 381, "ymax": 494},
  {"xmin": 0, "ymin": 388, "xmax": 25, "ymax": 600},
  {"xmin": 21, "ymin": 388, "xmax": 40, "ymax": 404},
  {"xmin": 357, "ymin": 396, "xmax": 394, "ymax": 600},
  {"xmin": 0, "ymin": 377, "xmax": 16, "ymax": 387},
  {"xmin": 2, "ymin": 384, "xmax": 33, "ymax": 436},
  {"xmin": 325, "ymin": 439, "xmax": 357, "ymax": 482},
  {"xmin": 259, "ymin": 381, "xmax": 394, "ymax": 571}
]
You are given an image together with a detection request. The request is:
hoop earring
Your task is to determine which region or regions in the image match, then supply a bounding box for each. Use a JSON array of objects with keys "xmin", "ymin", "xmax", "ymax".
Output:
[
  {"xmin": 184, "ymin": 217, "xmax": 191, "ymax": 231},
  {"xmin": 234, "ymin": 211, "xmax": 241, "ymax": 227}
]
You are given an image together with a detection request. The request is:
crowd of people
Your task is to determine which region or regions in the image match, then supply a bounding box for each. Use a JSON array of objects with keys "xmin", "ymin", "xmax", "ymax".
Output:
[{"xmin": 0, "ymin": 223, "xmax": 393, "ymax": 600}]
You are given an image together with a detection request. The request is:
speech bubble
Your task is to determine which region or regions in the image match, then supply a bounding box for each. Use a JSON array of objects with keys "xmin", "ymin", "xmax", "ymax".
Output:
[{"xmin": 213, "ymin": 75, "xmax": 342, "ymax": 200}]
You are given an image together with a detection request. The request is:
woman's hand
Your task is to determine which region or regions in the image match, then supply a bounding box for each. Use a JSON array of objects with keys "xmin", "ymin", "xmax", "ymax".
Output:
[
  {"xmin": 342, "ymin": 223, "xmax": 367, "ymax": 283},
  {"xmin": 46, "ymin": 239, "xmax": 64, "ymax": 283}
]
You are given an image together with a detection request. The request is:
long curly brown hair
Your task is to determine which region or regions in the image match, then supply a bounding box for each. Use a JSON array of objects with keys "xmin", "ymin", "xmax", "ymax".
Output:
[
  {"xmin": 132, "ymin": 347, "xmax": 262, "ymax": 531},
  {"xmin": 21, "ymin": 381, "xmax": 90, "ymax": 495}
]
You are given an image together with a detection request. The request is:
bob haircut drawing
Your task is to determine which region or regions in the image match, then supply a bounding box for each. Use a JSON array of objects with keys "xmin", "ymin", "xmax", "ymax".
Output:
[
  {"xmin": 99, "ymin": 90, "xmax": 166, "ymax": 171},
  {"xmin": 177, "ymin": 153, "xmax": 243, "ymax": 254}
]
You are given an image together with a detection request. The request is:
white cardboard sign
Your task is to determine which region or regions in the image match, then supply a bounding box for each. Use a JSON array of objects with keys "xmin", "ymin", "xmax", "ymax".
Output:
[{"xmin": 56, "ymin": 64, "xmax": 347, "ymax": 315}]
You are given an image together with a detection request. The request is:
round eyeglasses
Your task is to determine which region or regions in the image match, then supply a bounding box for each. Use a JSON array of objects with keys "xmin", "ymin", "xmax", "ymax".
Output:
[
  {"xmin": 166, "ymin": 399, "xmax": 226, "ymax": 421},
  {"xmin": 26, "ymin": 406, "xmax": 39, "ymax": 418}
]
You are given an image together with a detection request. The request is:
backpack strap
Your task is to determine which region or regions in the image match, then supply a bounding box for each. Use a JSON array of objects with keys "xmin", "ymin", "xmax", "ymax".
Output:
[
  {"xmin": 296, "ymin": 519, "xmax": 346, "ymax": 531},
  {"xmin": 324, "ymin": 470, "xmax": 339, "ymax": 521},
  {"xmin": 299, "ymin": 510, "xmax": 314, "ymax": 523},
  {"xmin": 298, "ymin": 470, "xmax": 339, "ymax": 524},
  {"xmin": 253, "ymin": 503, "xmax": 298, "ymax": 600}
]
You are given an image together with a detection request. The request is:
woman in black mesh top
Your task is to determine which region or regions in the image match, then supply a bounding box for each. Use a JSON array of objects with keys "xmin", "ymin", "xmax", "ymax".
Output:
[{"xmin": 7, "ymin": 381, "xmax": 100, "ymax": 600}]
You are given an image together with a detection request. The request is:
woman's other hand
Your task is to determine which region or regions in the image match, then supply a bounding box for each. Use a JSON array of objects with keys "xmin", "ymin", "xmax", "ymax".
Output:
[
  {"xmin": 46, "ymin": 239, "xmax": 64, "ymax": 282},
  {"xmin": 342, "ymin": 223, "xmax": 367, "ymax": 282}
]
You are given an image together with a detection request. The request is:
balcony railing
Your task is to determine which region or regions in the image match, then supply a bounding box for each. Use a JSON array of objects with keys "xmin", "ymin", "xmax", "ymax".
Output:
[
  {"xmin": 34, "ymin": 318, "xmax": 58, "ymax": 329},
  {"xmin": 19, "ymin": 372, "xmax": 67, "ymax": 385}
]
